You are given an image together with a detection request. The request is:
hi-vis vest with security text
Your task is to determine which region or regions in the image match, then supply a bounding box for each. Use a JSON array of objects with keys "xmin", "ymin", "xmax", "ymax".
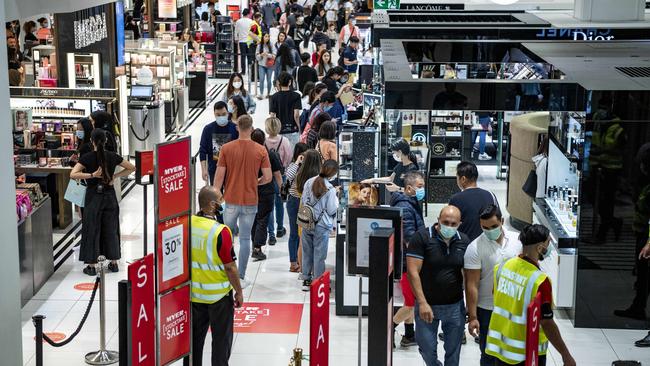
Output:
[
  {"xmin": 486, "ymin": 257, "xmax": 549, "ymax": 365},
  {"xmin": 191, "ymin": 215, "xmax": 232, "ymax": 304}
]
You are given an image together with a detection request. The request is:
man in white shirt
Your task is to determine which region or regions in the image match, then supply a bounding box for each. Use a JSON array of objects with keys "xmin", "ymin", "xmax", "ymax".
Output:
[
  {"xmin": 234, "ymin": 9, "xmax": 254, "ymax": 75},
  {"xmin": 464, "ymin": 204, "xmax": 522, "ymax": 366},
  {"xmin": 337, "ymin": 14, "xmax": 360, "ymax": 49}
]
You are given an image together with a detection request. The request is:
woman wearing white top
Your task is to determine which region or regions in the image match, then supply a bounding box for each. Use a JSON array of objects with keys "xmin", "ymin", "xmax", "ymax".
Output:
[
  {"xmin": 198, "ymin": 12, "xmax": 214, "ymax": 32},
  {"xmin": 299, "ymin": 32, "xmax": 317, "ymax": 61},
  {"xmin": 324, "ymin": 0, "xmax": 338, "ymax": 28}
]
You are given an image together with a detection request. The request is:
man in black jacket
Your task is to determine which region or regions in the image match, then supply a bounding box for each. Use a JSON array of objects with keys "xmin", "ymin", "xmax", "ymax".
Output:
[{"xmin": 390, "ymin": 171, "xmax": 426, "ymax": 348}]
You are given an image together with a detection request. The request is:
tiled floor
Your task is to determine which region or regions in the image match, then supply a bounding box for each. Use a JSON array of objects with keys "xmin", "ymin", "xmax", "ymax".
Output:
[{"xmin": 20, "ymin": 78, "xmax": 650, "ymax": 365}]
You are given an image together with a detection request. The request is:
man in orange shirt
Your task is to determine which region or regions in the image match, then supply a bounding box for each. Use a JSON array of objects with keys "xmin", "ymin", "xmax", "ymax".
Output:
[{"xmin": 215, "ymin": 115, "xmax": 272, "ymax": 287}]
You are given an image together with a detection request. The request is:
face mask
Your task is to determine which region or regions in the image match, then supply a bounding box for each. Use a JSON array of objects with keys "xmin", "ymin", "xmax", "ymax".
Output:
[
  {"xmin": 392, "ymin": 153, "xmax": 401, "ymax": 162},
  {"xmin": 227, "ymin": 104, "xmax": 234, "ymax": 113},
  {"xmin": 76, "ymin": 130, "xmax": 85, "ymax": 140},
  {"xmin": 351, "ymin": 20, "xmax": 356, "ymax": 26},
  {"xmin": 439, "ymin": 224, "xmax": 458, "ymax": 239},
  {"xmin": 323, "ymin": 105, "xmax": 333, "ymax": 113},
  {"xmin": 232, "ymin": 81, "xmax": 242, "ymax": 89},
  {"xmin": 539, "ymin": 243, "xmax": 554, "ymax": 261},
  {"xmin": 415, "ymin": 187, "xmax": 425, "ymax": 201},
  {"xmin": 216, "ymin": 115, "xmax": 229, "ymax": 126},
  {"xmin": 340, "ymin": 76, "xmax": 349, "ymax": 83},
  {"xmin": 483, "ymin": 226, "xmax": 502, "ymax": 241},
  {"xmin": 220, "ymin": 202, "xmax": 226, "ymax": 211}
]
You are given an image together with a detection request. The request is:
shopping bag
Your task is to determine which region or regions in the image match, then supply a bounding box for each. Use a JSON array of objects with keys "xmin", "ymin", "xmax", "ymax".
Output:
[{"xmin": 64, "ymin": 179, "xmax": 87, "ymax": 207}]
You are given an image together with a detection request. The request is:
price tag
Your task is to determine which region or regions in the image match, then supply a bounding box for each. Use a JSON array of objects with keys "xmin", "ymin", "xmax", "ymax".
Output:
[{"xmin": 162, "ymin": 224, "xmax": 184, "ymax": 282}]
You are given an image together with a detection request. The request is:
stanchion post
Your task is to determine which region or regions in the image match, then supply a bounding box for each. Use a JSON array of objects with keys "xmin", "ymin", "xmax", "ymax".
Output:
[
  {"xmin": 143, "ymin": 185, "xmax": 148, "ymax": 256},
  {"xmin": 357, "ymin": 275, "xmax": 362, "ymax": 366},
  {"xmin": 32, "ymin": 315, "xmax": 45, "ymax": 366},
  {"xmin": 85, "ymin": 256, "xmax": 119, "ymax": 365}
]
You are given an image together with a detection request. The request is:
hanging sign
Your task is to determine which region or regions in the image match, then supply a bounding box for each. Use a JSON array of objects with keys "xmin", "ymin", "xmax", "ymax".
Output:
[
  {"xmin": 128, "ymin": 254, "xmax": 155, "ymax": 366},
  {"xmin": 373, "ymin": 0, "xmax": 400, "ymax": 9},
  {"xmin": 157, "ymin": 214, "xmax": 190, "ymax": 294},
  {"xmin": 159, "ymin": 285, "xmax": 191, "ymax": 365},
  {"xmin": 156, "ymin": 138, "xmax": 191, "ymax": 220},
  {"xmin": 310, "ymin": 272, "xmax": 330, "ymax": 366}
]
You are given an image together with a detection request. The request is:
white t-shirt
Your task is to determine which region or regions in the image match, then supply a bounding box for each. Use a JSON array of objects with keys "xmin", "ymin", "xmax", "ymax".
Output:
[
  {"xmin": 463, "ymin": 229, "xmax": 522, "ymax": 310},
  {"xmin": 234, "ymin": 17, "xmax": 254, "ymax": 42}
]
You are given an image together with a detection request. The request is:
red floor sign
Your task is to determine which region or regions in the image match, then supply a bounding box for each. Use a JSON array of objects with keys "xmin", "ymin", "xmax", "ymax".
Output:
[{"xmin": 234, "ymin": 302, "xmax": 303, "ymax": 334}]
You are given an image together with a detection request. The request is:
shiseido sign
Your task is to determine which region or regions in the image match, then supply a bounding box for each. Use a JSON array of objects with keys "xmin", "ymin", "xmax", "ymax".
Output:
[{"xmin": 535, "ymin": 28, "xmax": 615, "ymax": 41}]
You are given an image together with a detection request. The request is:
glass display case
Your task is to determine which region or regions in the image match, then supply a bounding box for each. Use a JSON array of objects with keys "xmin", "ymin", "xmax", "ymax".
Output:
[
  {"xmin": 32, "ymin": 45, "xmax": 57, "ymax": 88},
  {"xmin": 125, "ymin": 42, "xmax": 177, "ymax": 101},
  {"xmin": 66, "ymin": 53, "xmax": 101, "ymax": 89},
  {"xmin": 159, "ymin": 40, "xmax": 188, "ymax": 88}
]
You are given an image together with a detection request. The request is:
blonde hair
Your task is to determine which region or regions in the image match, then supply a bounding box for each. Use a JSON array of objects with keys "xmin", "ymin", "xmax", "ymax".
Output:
[{"xmin": 265, "ymin": 117, "xmax": 282, "ymax": 137}]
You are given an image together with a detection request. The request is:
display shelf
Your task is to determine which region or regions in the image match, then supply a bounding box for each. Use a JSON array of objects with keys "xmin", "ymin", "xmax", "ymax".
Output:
[
  {"xmin": 125, "ymin": 45, "xmax": 176, "ymax": 101},
  {"xmin": 214, "ymin": 17, "xmax": 234, "ymax": 78}
]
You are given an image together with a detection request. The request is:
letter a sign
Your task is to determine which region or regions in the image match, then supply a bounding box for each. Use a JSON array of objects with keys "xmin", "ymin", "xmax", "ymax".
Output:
[
  {"xmin": 310, "ymin": 272, "xmax": 330, "ymax": 366},
  {"xmin": 525, "ymin": 292, "xmax": 542, "ymax": 366}
]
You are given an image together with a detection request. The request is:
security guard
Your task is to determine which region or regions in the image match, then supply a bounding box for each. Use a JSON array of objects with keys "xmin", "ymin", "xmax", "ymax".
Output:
[
  {"xmin": 187, "ymin": 186, "xmax": 243, "ymax": 366},
  {"xmin": 486, "ymin": 224, "xmax": 575, "ymax": 366}
]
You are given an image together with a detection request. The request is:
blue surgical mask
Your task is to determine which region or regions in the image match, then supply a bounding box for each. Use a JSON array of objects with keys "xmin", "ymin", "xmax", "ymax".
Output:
[
  {"xmin": 415, "ymin": 187, "xmax": 425, "ymax": 201},
  {"xmin": 439, "ymin": 224, "xmax": 458, "ymax": 239},
  {"xmin": 216, "ymin": 115, "xmax": 229, "ymax": 126},
  {"xmin": 227, "ymin": 104, "xmax": 234, "ymax": 113},
  {"xmin": 483, "ymin": 226, "xmax": 502, "ymax": 241},
  {"xmin": 323, "ymin": 105, "xmax": 333, "ymax": 112},
  {"xmin": 540, "ymin": 243, "xmax": 554, "ymax": 261},
  {"xmin": 75, "ymin": 130, "xmax": 85, "ymax": 140}
]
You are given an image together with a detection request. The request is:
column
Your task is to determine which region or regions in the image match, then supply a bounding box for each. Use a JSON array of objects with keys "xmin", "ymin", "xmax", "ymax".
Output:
[{"xmin": 574, "ymin": 0, "xmax": 645, "ymax": 21}]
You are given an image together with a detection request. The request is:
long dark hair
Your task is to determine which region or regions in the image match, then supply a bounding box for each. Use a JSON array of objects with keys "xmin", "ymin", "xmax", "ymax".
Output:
[
  {"xmin": 226, "ymin": 72, "xmax": 247, "ymax": 97},
  {"xmin": 312, "ymin": 159, "xmax": 338, "ymax": 198},
  {"xmin": 302, "ymin": 31, "xmax": 312, "ymax": 48},
  {"xmin": 311, "ymin": 112, "xmax": 331, "ymax": 134},
  {"xmin": 278, "ymin": 44, "xmax": 295, "ymax": 69},
  {"xmin": 259, "ymin": 32, "xmax": 273, "ymax": 53},
  {"xmin": 309, "ymin": 83, "xmax": 328, "ymax": 105},
  {"xmin": 391, "ymin": 139, "xmax": 419, "ymax": 170},
  {"xmin": 91, "ymin": 129, "xmax": 111, "ymax": 184},
  {"xmin": 292, "ymin": 142, "xmax": 309, "ymax": 162},
  {"xmin": 77, "ymin": 117, "xmax": 93, "ymax": 146},
  {"xmin": 90, "ymin": 110, "xmax": 118, "ymax": 153},
  {"xmin": 296, "ymin": 150, "xmax": 321, "ymax": 194},
  {"xmin": 230, "ymin": 95, "xmax": 247, "ymax": 119}
]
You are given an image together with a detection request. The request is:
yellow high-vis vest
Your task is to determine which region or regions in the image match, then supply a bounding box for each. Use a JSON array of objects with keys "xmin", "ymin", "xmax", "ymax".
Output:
[
  {"xmin": 486, "ymin": 257, "xmax": 550, "ymax": 364},
  {"xmin": 246, "ymin": 21, "xmax": 262, "ymax": 46},
  {"xmin": 191, "ymin": 215, "xmax": 232, "ymax": 304}
]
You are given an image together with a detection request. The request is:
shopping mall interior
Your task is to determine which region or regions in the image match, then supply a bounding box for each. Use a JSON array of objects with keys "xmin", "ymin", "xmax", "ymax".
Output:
[{"xmin": 2, "ymin": 0, "xmax": 650, "ymax": 365}]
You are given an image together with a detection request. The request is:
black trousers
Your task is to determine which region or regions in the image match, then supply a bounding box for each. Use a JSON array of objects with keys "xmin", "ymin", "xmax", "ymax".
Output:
[
  {"xmin": 495, "ymin": 355, "xmax": 546, "ymax": 366},
  {"xmin": 252, "ymin": 192, "xmax": 275, "ymax": 248},
  {"xmin": 633, "ymin": 232, "xmax": 650, "ymax": 310},
  {"xmin": 184, "ymin": 293, "xmax": 234, "ymax": 366}
]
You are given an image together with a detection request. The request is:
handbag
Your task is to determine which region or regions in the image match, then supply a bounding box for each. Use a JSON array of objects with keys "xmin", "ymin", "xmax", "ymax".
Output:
[
  {"xmin": 266, "ymin": 56, "xmax": 276, "ymax": 68},
  {"xmin": 522, "ymin": 170, "xmax": 538, "ymax": 198},
  {"xmin": 64, "ymin": 179, "xmax": 87, "ymax": 207}
]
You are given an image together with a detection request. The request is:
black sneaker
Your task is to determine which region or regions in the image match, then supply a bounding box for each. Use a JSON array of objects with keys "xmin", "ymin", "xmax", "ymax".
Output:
[
  {"xmin": 83, "ymin": 266, "xmax": 96, "ymax": 276},
  {"xmin": 107, "ymin": 262, "xmax": 119, "ymax": 273},
  {"xmin": 400, "ymin": 335, "xmax": 416, "ymax": 347},
  {"xmin": 277, "ymin": 227, "xmax": 287, "ymax": 238},
  {"xmin": 302, "ymin": 280, "xmax": 312, "ymax": 292},
  {"xmin": 635, "ymin": 332, "xmax": 650, "ymax": 347},
  {"xmin": 252, "ymin": 249, "xmax": 267, "ymax": 261},
  {"xmin": 614, "ymin": 307, "xmax": 647, "ymax": 320},
  {"xmin": 268, "ymin": 236, "xmax": 277, "ymax": 246}
]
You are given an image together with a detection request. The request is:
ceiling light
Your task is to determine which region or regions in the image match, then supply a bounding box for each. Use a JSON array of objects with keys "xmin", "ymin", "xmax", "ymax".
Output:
[{"xmin": 490, "ymin": 0, "xmax": 520, "ymax": 5}]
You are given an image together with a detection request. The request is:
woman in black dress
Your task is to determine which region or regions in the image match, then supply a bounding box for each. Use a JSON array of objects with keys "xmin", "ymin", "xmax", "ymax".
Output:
[{"xmin": 70, "ymin": 130, "xmax": 135, "ymax": 275}]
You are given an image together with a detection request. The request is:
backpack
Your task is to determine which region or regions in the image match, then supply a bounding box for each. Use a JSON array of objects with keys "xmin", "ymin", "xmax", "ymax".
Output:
[
  {"xmin": 299, "ymin": 108, "xmax": 310, "ymax": 132},
  {"xmin": 297, "ymin": 187, "xmax": 332, "ymax": 230}
]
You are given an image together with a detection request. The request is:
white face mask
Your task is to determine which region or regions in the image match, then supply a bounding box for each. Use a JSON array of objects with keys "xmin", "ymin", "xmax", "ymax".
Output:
[
  {"xmin": 393, "ymin": 153, "xmax": 401, "ymax": 162},
  {"xmin": 232, "ymin": 81, "xmax": 242, "ymax": 89}
]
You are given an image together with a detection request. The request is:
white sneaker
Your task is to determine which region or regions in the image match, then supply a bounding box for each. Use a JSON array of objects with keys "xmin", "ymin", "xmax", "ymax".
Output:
[
  {"xmin": 478, "ymin": 153, "xmax": 491, "ymax": 161},
  {"xmin": 298, "ymin": 273, "xmax": 305, "ymax": 281},
  {"xmin": 240, "ymin": 279, "xmax": 252, "ymax": 289}
]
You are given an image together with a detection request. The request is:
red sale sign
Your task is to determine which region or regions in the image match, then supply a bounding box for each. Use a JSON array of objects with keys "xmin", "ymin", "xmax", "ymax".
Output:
[
  {"xmin": 525, "ymin": 292, "xmax": 542, "ymax": 366},
  {"xmin": 156, "ymin": 138, "xmax": 191, "ymax": 220},
  {"xmin": 310, "ymin": 272, "xmax": 330, "ymax": 366},
  {"xmin": 128, "ymin": 254, "xmax": 155, "ymax": 366},
  {"xmin": 157, "ymin": 214, "xmax": 190, "ymax": 294},
  {"xmin": 234, "ymin": 303, "xmax": 303, "ymax": 334},
  {"xmin": 159, "ymin": 285, "xmax": 191, "ymax": 365}
]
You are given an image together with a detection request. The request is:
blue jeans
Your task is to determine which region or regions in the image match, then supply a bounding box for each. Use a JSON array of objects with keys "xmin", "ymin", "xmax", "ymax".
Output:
[
  {"xmin": 286, "ymin": 195, "xmax": 300, "ymax": 263},
  {"xmin": 478, "ymin": 307, "xmax": 497, "ymax": 366},
  {"xmin": 224, "ymin": 204, "xmax": 258, "ymax": 279},
  {"xmin": 471, "ymin": 130, "xmax": 487, "ymax": 155},
  {"xmin": 267, "ymin": 177, "xmax": 285, "ymax": 237},
  {"xmin": 301, "ymin": 224, "xmax": 331, "ymax": 280},
  {"xmin": 258, "ymin": 65, "xmax": 273, "ymax": 95},
  {"xmin": 415, "ymin": 300, "xmax": 465, "ymax": 366}
]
